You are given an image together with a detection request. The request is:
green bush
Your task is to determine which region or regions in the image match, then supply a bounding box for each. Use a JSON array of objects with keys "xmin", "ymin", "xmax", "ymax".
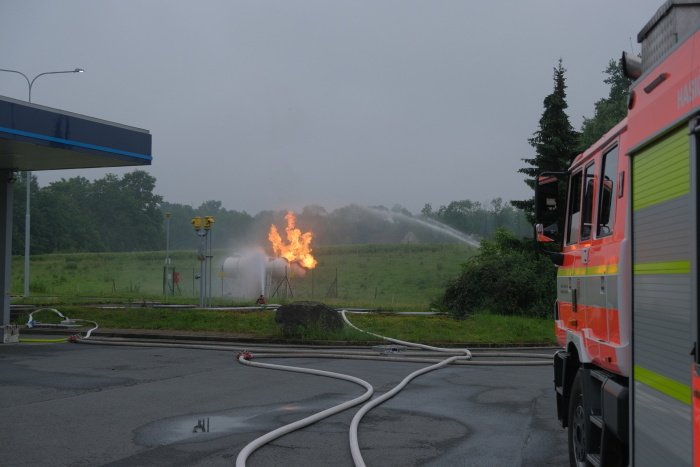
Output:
[{"xmin": 437, "ymin": 229, "xmax": 556, "ymax": 318}]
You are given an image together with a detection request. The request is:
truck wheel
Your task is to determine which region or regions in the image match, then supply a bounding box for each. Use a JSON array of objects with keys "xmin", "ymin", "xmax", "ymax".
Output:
[{"xmin": 568, "ymin": 370, "xmax": 589, "ymax": 467}]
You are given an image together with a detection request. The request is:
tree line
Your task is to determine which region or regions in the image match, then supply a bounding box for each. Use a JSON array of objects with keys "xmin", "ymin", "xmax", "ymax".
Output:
[
  {"xmin": 12, "ymin": 173, "xmax": 530, "ymax": 255},
  {"xmin": 12, "ymin": 171, "xmax": 163, "ymax": 255}
]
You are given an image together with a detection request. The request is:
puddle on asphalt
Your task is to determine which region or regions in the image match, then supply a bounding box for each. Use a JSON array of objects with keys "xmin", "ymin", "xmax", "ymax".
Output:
[
  {"xmin": 136, "ymin": 413, "xmax": 257, "ymax": 445},
  {"xmin": 134, "ymin": 395, "xmax": 345, "ymax": 447}
]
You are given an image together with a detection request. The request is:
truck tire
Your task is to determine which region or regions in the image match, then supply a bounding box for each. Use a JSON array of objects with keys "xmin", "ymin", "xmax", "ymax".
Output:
[{"xmin": 568, "ymin": 369, "xmax": 589, "ymax": 467}]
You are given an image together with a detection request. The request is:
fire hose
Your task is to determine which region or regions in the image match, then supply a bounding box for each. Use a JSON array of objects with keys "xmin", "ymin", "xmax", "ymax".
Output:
[
  {"xmin": 22, "ymin": 308, "xmax": 98, "ymax": 342},
  {"xmin": 232, "ymin": 310, "xmax": 551, "ymax": 467},
  {"xmin": 340, "ymin": 310, "xmax": 471, "ymax": 467},
  {"xmin": 234, "ymin": 354, "xmax": 374, "ymax": 467},
  {"xmin": 51, "ymin": 310, "xmax": 553, "ymax": 466}
]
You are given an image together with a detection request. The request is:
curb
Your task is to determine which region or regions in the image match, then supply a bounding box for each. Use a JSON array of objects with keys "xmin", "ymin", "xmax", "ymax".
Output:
[{"xmin": 19, "ymin": 327, "xmax": 558, "ymax": 350}]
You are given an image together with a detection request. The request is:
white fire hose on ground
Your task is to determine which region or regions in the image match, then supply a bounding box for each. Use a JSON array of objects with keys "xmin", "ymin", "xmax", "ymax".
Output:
[
  {"xmin": 62, "ymin": 309, "xmax": 553, "ymax": 466},
  {"xmin": 340, "ymin": 310, "xmax": 472, "ymax": 467},
  {"xmin": 233, "ymin": 310, "xmax": 551, "ymax": 466},
  {"xmin": 22, "ymin": 308, "xmax": 98, "ymax": 342},
  {"xmin": 234, "ymin": 355, "xmax": 374, "ymax": 467}
]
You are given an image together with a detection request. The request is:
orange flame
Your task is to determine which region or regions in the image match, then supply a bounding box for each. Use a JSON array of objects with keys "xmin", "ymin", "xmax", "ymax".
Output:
[{"xmin": 268, "ymin": 211, "xmax": 318, "ymax": 269}]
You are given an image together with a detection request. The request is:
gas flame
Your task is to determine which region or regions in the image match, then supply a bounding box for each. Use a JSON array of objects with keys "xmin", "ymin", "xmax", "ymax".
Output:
[{"xmin": 268, "ymin": 211, "xmax": 318, "ymax": 269}]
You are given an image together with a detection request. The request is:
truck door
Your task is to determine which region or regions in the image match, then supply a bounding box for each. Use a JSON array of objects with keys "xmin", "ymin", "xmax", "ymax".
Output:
[
  {"xmin": 557, "ymin": 169, "xmax": 583, "ymax": 335},
  {"xmin": 561, "ymin": 162, "xmax": 596, "ymax": 340},
  {"xmin": 584, "ymin": 146, "xmax": 621, "ymax": 351}
]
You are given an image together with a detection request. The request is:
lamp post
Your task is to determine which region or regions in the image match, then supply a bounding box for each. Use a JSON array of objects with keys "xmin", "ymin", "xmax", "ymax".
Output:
[{"xmin": 0, "ymin": 68, "xmax": 84, "ymax": 297}]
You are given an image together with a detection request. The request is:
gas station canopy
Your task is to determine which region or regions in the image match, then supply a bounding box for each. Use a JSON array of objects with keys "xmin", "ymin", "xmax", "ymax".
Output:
[
  {"xmin": 0, "ymin": 95, "xmax": 152, "ymax": 329},
  {"xmin": 0, "ymin": 95, "xmax": 151, "ymax": 171}
]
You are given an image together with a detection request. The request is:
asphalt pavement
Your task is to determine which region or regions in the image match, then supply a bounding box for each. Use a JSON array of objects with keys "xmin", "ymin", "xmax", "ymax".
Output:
[{"xmin": 0, "ymin": 338, "xmax": 567, "ymax": 466}]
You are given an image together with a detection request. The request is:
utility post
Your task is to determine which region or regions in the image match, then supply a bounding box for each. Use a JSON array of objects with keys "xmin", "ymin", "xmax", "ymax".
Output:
[
  {"xmin": 191, "ymin": 216, "xmax": 215, "ymax": 308},
  {"xmin": 203, "ymin": 216, "xmax": 215, "ymax": 307},
  {"xmin": 163, "ymin": 212, "xmax": 172, "ymax": 297},
  {"xmin": 165, "ymin": 212, "xmax": 172, "ymax": 266}
]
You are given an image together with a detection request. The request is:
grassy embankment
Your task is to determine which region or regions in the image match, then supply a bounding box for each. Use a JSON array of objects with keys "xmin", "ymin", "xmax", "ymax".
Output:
[
  {"xmin": 11, "ymin": 244, "xmax": 557, "ymax": 344},
  {"xmin": 22, "ymin": 307, "xmax": 555, "ymax": 345}
]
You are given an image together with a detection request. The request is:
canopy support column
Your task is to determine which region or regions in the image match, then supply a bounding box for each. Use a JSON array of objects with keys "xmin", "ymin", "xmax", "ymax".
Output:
[{"xmin": 0, "ymin": 170, "xmax": 13, "ymax": 326}]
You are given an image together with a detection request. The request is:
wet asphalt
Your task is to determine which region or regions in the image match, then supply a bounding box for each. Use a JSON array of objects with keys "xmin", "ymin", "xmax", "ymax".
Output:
[{"xmin": 0, "ymin": 341, "xmax": 568, "ymax": 466}]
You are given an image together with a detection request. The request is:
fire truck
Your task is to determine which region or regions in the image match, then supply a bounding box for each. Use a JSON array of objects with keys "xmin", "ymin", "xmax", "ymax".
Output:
[{"xmin": 533, "ymin": 1, "xmax": 700, "ymax": 465}]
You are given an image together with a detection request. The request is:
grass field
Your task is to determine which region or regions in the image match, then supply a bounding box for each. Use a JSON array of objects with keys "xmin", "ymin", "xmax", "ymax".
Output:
[
  {"xmin": 11, "ymin": 244, "xmax": 475, "ymax": 311},
  {"xmin": 20, "ymin": 307, "xmax": 556, "ymax": 345},
  {"xmin": 11, "ymin": 244, "xmax": 557, "ymax": 344}
]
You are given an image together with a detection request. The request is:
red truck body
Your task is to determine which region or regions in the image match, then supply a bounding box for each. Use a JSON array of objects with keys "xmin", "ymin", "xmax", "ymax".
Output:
[{"xmin": 535, "ymin": 2, "xmax": 700, "ymax": 465}]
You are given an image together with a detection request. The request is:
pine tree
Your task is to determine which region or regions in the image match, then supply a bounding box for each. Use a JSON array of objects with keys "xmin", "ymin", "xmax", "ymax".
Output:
[{"xmin": 512, "ymin": 59, "xmax": 579, "ymax": 223}]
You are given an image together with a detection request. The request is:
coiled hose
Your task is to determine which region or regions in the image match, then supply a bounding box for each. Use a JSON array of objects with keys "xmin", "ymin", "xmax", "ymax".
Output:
[{"xmin": 22, "ymin": 308, "xmax": 98, "ymax": 342}]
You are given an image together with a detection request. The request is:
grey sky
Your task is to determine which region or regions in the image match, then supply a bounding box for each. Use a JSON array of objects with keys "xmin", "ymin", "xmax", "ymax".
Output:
[{"xmin": 0, "ymin": 1, "xmax": 662, "ymax": 215}]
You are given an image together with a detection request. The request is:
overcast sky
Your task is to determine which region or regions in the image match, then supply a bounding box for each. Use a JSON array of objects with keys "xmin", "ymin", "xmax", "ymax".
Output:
[{"xmin": 0, "ymin": 0, "xmax": 662, "ymax": 215}]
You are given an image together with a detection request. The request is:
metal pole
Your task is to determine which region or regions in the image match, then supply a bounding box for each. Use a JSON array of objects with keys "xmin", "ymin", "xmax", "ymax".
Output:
[
  {"xmin": 164, "ymin": 213, "xmax": 171, "ymax": 297},
  {"xmin": 208, "ymin": 230, "xmax": 213, "ymax": 306},
  {"xmin": 165, "ymin": 213, "xmax": 171, "ymax": 265},
  {"xmin": 24, "ymin": 81, "xmax": 31, "ymax": 298},
  {"xmin": 0, "ymin": 170, "xmax": 14, "ymax": 326},
  {"xmin": 23, "ymin": 173, "xmax": 30, "ymax": 296},
  {"xmin": 199, "ymin": 235, "xmax": 206, "ymax": 308}
]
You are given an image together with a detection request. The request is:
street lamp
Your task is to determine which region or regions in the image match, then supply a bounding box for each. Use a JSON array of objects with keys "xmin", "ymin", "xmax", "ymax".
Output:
[{"xmin": 0, "ymin": 67, "xmax": 84, "ymax": 297}]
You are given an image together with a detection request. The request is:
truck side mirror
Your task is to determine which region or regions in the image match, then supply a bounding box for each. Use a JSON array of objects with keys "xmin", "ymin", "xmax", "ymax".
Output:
[
  {"xmin": 536, "ymin": 223, "xmax": 556, "ymax": 243},
  {"xmin": 534, "ymin": 172, "xmax": 567, "ymax": 246},
  {"xmin": 536, "ymin": 223, "xmax": 565, "ymax": 266}
]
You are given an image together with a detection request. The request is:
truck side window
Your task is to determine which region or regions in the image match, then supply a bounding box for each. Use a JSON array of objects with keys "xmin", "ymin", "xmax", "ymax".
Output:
[
  {"xmin": 597, "ymin": 146, "xmax": 618, "ymax": 237},
  {"xmin": 566, "ymin": 171, "xmax": 583, "ymax": 244},
  {"xmin": 580, "ymin": 163, "xmax": 596, "ymax": 240}
]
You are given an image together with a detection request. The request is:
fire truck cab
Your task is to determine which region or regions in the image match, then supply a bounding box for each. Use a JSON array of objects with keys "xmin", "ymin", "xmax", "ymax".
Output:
[{"xmin": 534, "ymin": 1, "xmax": 700, "ymax": 465}]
